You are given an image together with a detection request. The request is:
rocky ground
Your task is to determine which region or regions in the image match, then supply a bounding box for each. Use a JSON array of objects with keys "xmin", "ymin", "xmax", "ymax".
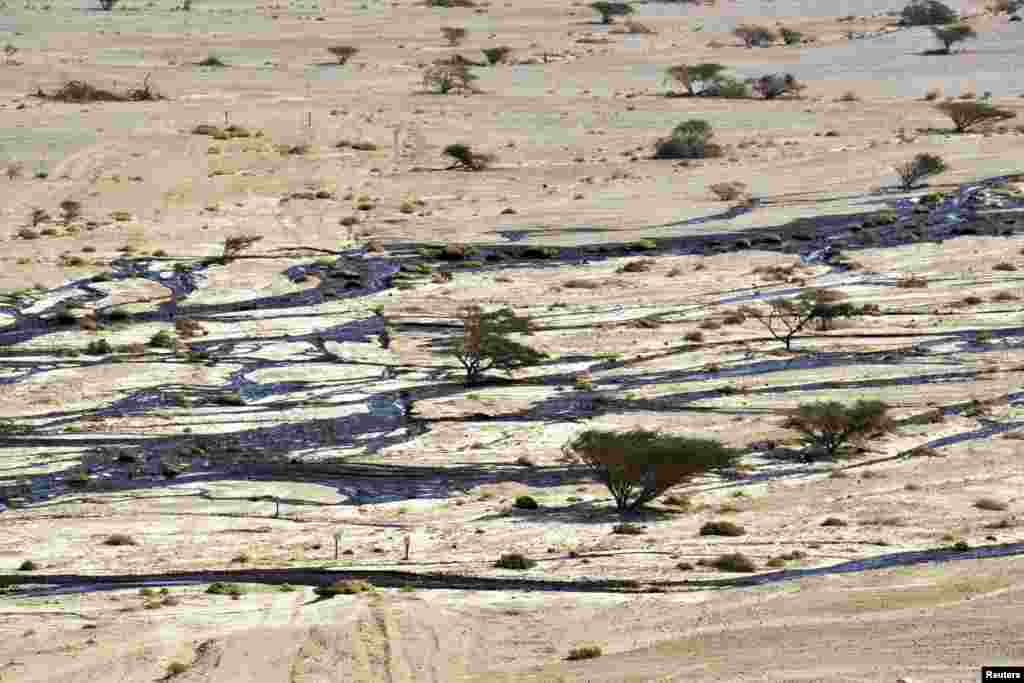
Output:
[{"xmin": 2, "ymin": 0, "xmax": 1024, "ymax": 679}]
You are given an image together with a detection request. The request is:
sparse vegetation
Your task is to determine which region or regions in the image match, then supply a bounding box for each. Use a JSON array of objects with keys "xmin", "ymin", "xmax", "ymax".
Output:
[
  {"xmin": 784, "ymin": 400, "xmax": 893, "ymax": 459},
  {"xmin": 422, "ymin": 58, "xmax": 479, "ymax": 94},
  {"xmin": 563, "ymin": 429, "xmax": 737, "ymax": 511},
  {"xmin": 653, "ymin": 119, "xmax": 722, "ymax": 159}
]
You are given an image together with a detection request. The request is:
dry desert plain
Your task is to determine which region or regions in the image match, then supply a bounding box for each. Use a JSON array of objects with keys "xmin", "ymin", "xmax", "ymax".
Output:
[{"xmin": 3, "ymin": 0, "xmax": 1024, "ymax": 680}]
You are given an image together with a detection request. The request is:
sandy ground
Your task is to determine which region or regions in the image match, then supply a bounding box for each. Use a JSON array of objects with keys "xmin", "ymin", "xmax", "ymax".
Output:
[{"xmin": 3, "ymin": 0, "xmax": 1024, "ymax": 679}]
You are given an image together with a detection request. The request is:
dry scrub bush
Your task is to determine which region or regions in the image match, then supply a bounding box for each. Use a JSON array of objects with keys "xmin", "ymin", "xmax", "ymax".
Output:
[
  {"xmin": 567, "ymin": 646, "xmax": 603, "ymax": 660},
  {"xmin": 441, "ymin": 26, "xmax": 467, "ymax": 45},
  {"xmin": 443, "ymin": 143, "xmax": 496, "ymax": 170},
  {"xmin": 495, "ymin": 553, "xmax": 536, "ymax": 569},
  {"xmin": 327, "ymin": 45, "xmax": 359, "ymax": 64},
  {"xmin": 422, "ymin": 59, "xmax": 479, "ymax": 94},
  {"xmin": 562, "ymin": 429, "xmax": 737, "ymax": 511},
  {"xmin": 699, "ymin": 520, "xmax": 746, "ymax": 536},
  {"xmin": 894, "ymin": 153, "xmax": 948, "ymax": 190},
  {"xmin": 706, "ymin": 552, "xmax": 757, "ymax": 572},
  {"xmin": 708, "ymin": 181, "xmax": 747, "ymax": 201}
]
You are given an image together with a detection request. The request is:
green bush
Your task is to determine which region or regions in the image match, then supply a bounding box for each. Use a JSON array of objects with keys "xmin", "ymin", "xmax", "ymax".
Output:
[
  {"xmin": 699, "ymin": 520, "xmax": 746, "ymax": 536},
  {"xmin": 513, "ymin": 495, "xmax": 539, "ymax": 510},
  {"xmin": 563, "ymin": 429, "xmax": 737, "ymax": 511},
  {"xmin": 148, "ymin": 330, "xmax": 175, "ymax": 348},
  {"xmin": 18, "ymin": 560, "xmax": 40, "ymax": 571},
  {"xmin": 495, "ymin": 553, "xmax": 537, "ymax": 569},
  {"xmin": 85, "ymin": 339, "xmax": 114, "ymax": 355},
  {"xmin": 653, "ymin": 119, "xmax": 722, "ymax": 159},
  {"xmin": 566, "ymin": 645, "xmax": 603, "ymax": 660}
]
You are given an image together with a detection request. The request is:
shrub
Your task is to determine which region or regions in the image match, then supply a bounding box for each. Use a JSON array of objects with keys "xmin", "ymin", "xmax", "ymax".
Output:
[
  {"xmin": 699, "ymin": 520, "xmax": 746, "ymax": 536},
  {"xmin": 206, "ymin": 582, "xmax": 244, "ymax": 596},
  {"xmin": 895, "ymin": 153, "xmax": 948, "ymax": 189},
  {"xmin": 438, "ymin": 304, "xmax": 545, "ymax": 385},
  {"xmin": 482, "ymin": 46, "xmax": 512, "ymax": 64},
  {"xmin": 780, "ymin": 27, "xmax": 804, "ymax": 44},
  {"xmin": 422, "ymin": 59, "xmax": 478, "ymax": 94},
  {"xmin": 18, "ymin": 560, "xmax": 40, "ymax": 571},
  {"xmin": 975, "ymin": 497, "xmax": 1009, "ymax": 511},
  {"xmin": 316, "ymin": 579, "xmax": 374, "ymax": 596},
  {"xmin": 495, "ymin": 553, "xmax": 536, "ymax": 569},
  {"xmin": 931, "ymin": 24, "xmax": 977, "ymax": 53},
  {"xmin": 661, "ymin": 493, "xmax": 691, "ymax": 509},
  {"xmin": 166, "ymin": 662, "xmax": 189, "ymax": 677},
  {"xmin": 653, "ymin": 119, "xmax": 721, "ymax": 159},
  {"xmin": 664, "ymin": 63, "xmax": 727, "ymax": 96},
  {"xmin": 821, "ymin": 516, "xmax": 848, "ymax": 527},
  {"xmin": 441, "ymin": 26, "xmax": 467, "ymax": 46},
  {"xmin": 837, "ymin": 90, "xmax": 860, "ymax": 102},
  {"xmin": 85, "ymin": 339, "xmax": 113, "ymax": 355},
  {"xmin": 936, "ymin": 101, "xmax": 1016, "ymax": 133},
  {"xmin": 103, "ymin": 533, "xmax": 138, "ymax": 546},
  {"xmin": 196, "ymin": 55, "xmax": 227, "ymax": 67},
  {"xmin": 751, "ymin": 73, "xmax": 805, "ymax": 99},
  {"xmin": 443, "ymin": 143, "xmax": 496, "ymax": 171},
  {"xmin": 734, "ymin": 24, "xmax": 777, "ymax": 47},
  {"xmin": 222, "ymin": 234, "xmax": 263, "ymax": 262},
  {"xmin": 784, "ymin": 400, "xmax": 893, "ymax": 459},
  {"xmin": 17, "ymin": 227, "xmax": 40, "ymax": 240},
  {"xmin": 562, "ymin": 429, "xmax": 738, "ymax": 511},
  {"xmin": 896, "ymin": 274, "xmax": 928, "ymax": 288},
  {"xmin": 514, "ymin": 495, "xmax": 539, "ymax": 509},
  {"xmin": 590, "ymin": 1, "xmax": 633, "ymax": 24},
  {"xmin": 567, "ymin": 646, "xmax": 603, "ymax": 660},
  {"xmin": 708, "ymin": 181, "xmax": 747, "ymax": 201},
  {"xmin": 710, "ymin": 552, "xmax": 757, "ymax": 572},
  {"xmin": 59, "ymin": 199, "xmax": 82, "ymax": 226},
  {"xmin": 98, "ymin": 0, "xmax": 119, "ymax": 9},
  {"xmin": 901, "ymin": 0, "xmax": 957, "ymax": 25},
  {"xmin": 327, "ymin": 45, "xmax": 359, "ymax": 65},
  {"xmin": 684, "ymin": 330, "xmax": 704, "ymax": 342},
  {"xmin": 612, "ymin": 522, "xmax": 645, "ymax": 535},
  {"xmin": 994, "ymin": 262, "xmax": 1017, "ymax": 271},
  {"xmin": 924, "ymin": 88, "xmax": 941, "ymax": 101},
  {"xmin": 148, "ymin": 330, "xmax": 175, "ymax": 348}
]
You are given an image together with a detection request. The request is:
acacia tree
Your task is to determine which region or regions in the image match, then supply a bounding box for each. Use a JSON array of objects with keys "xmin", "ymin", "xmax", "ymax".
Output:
[
  {"xmin": 930, "ymin": 24, "xmax": 977, "ymax": 53},
  {"xmin": 745, "ymin": 296, "xmax": 862, "ymax": 350},
  {"xmin": 784, "ymin": 400, "xmax": 893, "ymax": 459},
  {"xmin": 562, "ymin": 429, "xmax": 738, "ymax": 511},
  {"xmin": 894, "ymin": 153, "xmax": 948, "ymax": 189},
  {"xmin": 442, "ymin": 305, "xmax": 546, "ymax": 385},
  {"xmin": 901, "ymin": 0, "xmax": 957, "ymax": 25},
  {"xmin": 590, "ymin": 1, "xmax": 633, "ymax": 24},
  {"xmin": 936, "ymin": 101, "xmax": 1016, "ymax": 132}
]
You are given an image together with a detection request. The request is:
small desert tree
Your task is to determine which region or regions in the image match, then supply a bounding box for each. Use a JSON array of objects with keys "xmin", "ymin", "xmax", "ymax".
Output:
[
  {"xmin": 894, "ymin": 153, "xmax": 948, "ymax": 190},
  {"xmin": 221, "ymin": 234, "xmax": 263, "ymax": 263},
  {"xmin": 783, "ymin": 400, "xmax": 893, "ymax": 459},
  {"xmin": 443, "ymin": 143, "xmax": 496, "ymax": 170},
  {"xmin": 563, "ymin": 429, "xmax": 738, "ymax": 511},
  {"xmin": 441, "ymin": 26, "xmax": 467, "ymax": 46},
  {"xmin": 931, "ymin": 24, "xmax": 977, "ymax": 53},
  {"xmin": 422, "ymin": 59, "xmax": 478, "ymax": 94},
  {"xmin": 751, "ymin": 73, "xmax": 805, "ymax": 99},
  {"xmin": 936, "ymin": 100, "xmax": 1016, "ymax": 132},
  {"xmin": 653, "ymin": 119, "xmax": 722, "ymax": 159},
  {"xmin": 734, "ymin": 24, "xmax": 777, "ymax": 47},
  {"xmin": 442, "ymin": 305, "xmax": 546, "ymax": 385},
  {"xmin": 590, "ymin": 1, "xmax": 634, "ymax": 24},
  {"xmin": 327, "ymin": 45, "xmax": 359, "ymax": 65},
  {"xmin": 664, "ymin": 63, "xmax": 727, "ymax": 96},
  {"xmin": 746, "ymin": 297, "xmax": 862, "ymax": 350},
  {"xmin": 901, "ymin": 0, "xmax": 957, "ymax": 25},
  {"xmin": 482, "ymin": 46, "xmax": 512, "ymax": 65}
]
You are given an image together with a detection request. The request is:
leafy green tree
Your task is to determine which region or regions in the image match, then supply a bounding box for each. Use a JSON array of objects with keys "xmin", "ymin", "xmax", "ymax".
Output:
[
  {"xmin": 563, "ymin": 429, "xmax": 738, "ymax": 511},
  {"xmin": 590, "ymin": 1, "xmax": 633, "ymax": 24},
  {"xmin": 784, "ymin": 401, "xmax": 893, "ymax": 459},
  {"xmin": 441, "ymin": 305, "xmax": 545, "ymax": 384},
  {"xmin": 930, "ymin": 24, "xmax": 977, "ymax": 53}
]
